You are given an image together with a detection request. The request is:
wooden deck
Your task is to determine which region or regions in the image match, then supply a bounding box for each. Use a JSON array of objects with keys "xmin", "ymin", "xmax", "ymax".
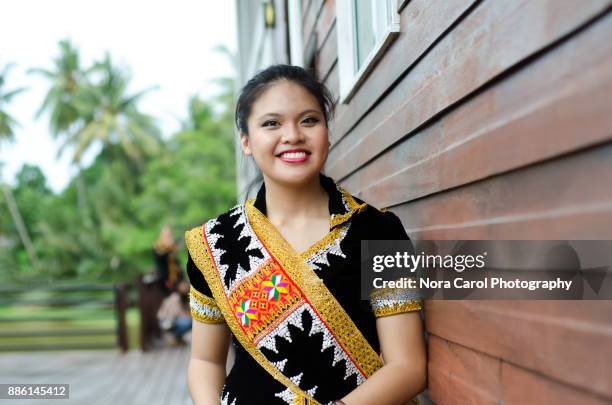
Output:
[{"xmin": 0, "ymin": 347, "xmax": 192, "ymax": 404}]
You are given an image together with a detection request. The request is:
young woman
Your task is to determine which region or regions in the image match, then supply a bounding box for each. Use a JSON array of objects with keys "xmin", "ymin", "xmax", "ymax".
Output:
[{"xmin": 185, "ymin": 65, "xmax": 426, "ymax": 405}]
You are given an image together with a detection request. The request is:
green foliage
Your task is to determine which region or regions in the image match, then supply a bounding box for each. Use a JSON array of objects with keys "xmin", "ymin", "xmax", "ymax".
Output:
[
  {"xmin": 0, "ymin": 63, "xmax": 27, "ymax": 142},
  {"xmin": 31, "ymin": 42, "xmax": 161, "ymax": 166},
  {"xmin": 64, "ymin": 53, "xmax": 162, "ymax": 165},
  {"xmin": 28, "ymin": 40, "xmax": 83, "ymax": 137},
  {"xmin": 0, "ymin": 42, "xmax": 238, "ymax": 284},
  {"xmin": 2, "ymin": 101, "xmax": 236, "ymax": 283}
]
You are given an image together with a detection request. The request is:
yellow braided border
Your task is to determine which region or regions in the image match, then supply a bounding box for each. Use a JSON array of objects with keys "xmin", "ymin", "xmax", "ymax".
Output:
[
  {"xmin": 185, "ymin": 226, "xmax": 319, "ymax": 405},
  {"xmin": 246, "ymin": 201, "xmax": 383, "ymax": 378}
]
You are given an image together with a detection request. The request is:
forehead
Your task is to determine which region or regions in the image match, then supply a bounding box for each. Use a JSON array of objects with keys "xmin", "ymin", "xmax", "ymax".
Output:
[{"xmin": 250, "ymin": 80, "xmax": 321, "ymax": 118}]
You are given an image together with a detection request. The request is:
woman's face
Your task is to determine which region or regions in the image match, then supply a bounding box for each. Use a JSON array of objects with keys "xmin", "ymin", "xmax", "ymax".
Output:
[{"xmin": 241, "ymin": 80, "xmax": 329, "ymax": 187}]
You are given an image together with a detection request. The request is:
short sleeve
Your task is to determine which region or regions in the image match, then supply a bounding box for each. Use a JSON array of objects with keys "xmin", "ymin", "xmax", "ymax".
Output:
[
  {"xmin": 370, "ymin": 211, "xmax": 423, "ymax": 318},
  {"xmin": 186, "ymin": 251, "xmax": 225, "ymax": 324}
]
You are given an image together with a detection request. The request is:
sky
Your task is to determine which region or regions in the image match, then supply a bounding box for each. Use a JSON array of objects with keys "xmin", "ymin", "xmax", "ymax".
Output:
[{"xmin": 0, "ymin": 0, "xmax": 237, "ymax": 193}]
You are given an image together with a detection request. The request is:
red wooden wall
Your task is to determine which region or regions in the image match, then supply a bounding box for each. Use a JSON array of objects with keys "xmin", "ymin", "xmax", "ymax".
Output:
[{"xmin": 301, "ymin": 0, "xmax": 612, "ymax": 403}]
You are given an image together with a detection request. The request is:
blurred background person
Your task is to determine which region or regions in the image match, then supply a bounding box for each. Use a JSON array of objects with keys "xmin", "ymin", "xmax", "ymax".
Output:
[
  {"xmin": 153, "ymin": 225, "xmax": 184, "ymax": 296},
  {"xmin": 157, "ymin": 279, "xmax": 192, "ymax": 346}
]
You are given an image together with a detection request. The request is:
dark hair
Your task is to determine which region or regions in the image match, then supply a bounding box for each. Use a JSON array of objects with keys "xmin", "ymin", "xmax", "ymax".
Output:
[{"xmin": 235, "ymin": 64, "xmax": 336, "ymax": 135}]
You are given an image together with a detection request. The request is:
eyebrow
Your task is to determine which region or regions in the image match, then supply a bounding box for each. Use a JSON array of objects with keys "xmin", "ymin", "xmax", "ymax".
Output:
[
  {"xmin": 257, "ymin": 109, "xmax": 322, "ymax": 121},
  {"xmin": 299, "ymin": 109, "xmax": 322, "ymax": 116}
]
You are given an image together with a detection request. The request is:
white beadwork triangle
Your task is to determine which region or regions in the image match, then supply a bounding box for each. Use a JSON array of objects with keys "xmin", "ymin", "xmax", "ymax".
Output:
[
  {"xmin": 274, "ymin": 387, "xmax": 295, "ymax": 404},
  {"xmin": 272, "ymin": 358, "xmax": 288, "ymax": 372},
  {"xmin": 307, "ymin": 225, "xmax": 349, "ymax": 270},
  {"xmin": 306, "ymin": 386, "xmax": 318, "ymax": 397},
  {"xmin": 206, "ymin": 232, "xmax": 222, "ymax": 246},
  {"xmin": 229, "ymin": 205, "xmax": 242, "ymax": 217},
  {"xmin": 289, "ymin": 372, "xmax": 303, "ymax": 386},
  {"xmin": 220, "ymin": 392, "xmax": 236, "ymax": 405},
  {"xmin": 258, "ymin": 334, "xmax": 278, "ymax": 354},
  {"xmin": 287, "ymin": 312, "xmax": 304, "ymax": 331}
]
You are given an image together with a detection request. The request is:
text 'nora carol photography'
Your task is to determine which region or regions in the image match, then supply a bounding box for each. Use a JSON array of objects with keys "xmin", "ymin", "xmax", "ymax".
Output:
[{"xmin": 361, "ymin": 240, "xmax": 612, "ymax": 300}]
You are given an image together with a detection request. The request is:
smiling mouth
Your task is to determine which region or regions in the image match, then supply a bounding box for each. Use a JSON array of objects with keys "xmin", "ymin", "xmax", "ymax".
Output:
[
  {"xmin": 278, "ymin": 151, "xmax": 309, "ymax": 159},
  {"xmin": 277, "ymin": 150, "xmax": 310, "ymax": 162}
]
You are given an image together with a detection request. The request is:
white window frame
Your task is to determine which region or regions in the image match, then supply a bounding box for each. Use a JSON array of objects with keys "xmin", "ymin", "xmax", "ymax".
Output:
[
  {"xmin": 336, "ymin": 0, "xmax": 401, "ymax": 103},
  {"xmin": 288, "ymin": 0, "xmax": 304, "ymax": 67}
]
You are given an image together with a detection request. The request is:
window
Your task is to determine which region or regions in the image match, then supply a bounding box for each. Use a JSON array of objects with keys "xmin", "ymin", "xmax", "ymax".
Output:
[{"xmin": 336, "ymin": 0, "xmax": 400, "ymax": 102}]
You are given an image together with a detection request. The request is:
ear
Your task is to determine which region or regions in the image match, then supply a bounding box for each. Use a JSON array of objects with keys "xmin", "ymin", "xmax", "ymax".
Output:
[{"xmin": 240, "ymin": 133, "xmax": 251, "ymax": 155}]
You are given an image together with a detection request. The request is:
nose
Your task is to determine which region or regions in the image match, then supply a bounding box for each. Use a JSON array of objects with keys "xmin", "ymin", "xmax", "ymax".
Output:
[{"xmin": 281, "ymin": 122, "xmax": 304, "ymax": 143}]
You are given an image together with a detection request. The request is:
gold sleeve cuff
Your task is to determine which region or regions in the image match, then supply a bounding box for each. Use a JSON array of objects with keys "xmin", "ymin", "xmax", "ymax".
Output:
[
  {"xmin": 372, "ymin": 299, "xmax": 422, "ymax": 317},
  {"xmin": 189, "ymin": 286, "xmax": 225, "ymax": 324},
  {"xmin": 370, "ymin": 287, "xmax": 422, "ymax": 318}
]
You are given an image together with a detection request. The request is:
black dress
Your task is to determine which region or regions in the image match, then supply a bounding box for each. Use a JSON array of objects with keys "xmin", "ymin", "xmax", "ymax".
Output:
[{"xmin": 186, "ymin": 174, "xmax": 421, "ymax": 405}]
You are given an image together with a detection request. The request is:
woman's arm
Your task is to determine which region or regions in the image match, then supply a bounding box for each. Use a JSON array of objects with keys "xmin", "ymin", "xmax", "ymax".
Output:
[
  {"xmin": 337, "ymin": 312, "xmax": 427, "ymax": 405},
  {"xmin": 188, "ymin": 319, "xmax": 232, "ymax": 405}
]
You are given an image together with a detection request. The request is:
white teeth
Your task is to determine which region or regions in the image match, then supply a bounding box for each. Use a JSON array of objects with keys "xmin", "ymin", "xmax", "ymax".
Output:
[{"xmin": 280, "ymin": 152, "xmax": 306, "ymax": 159}]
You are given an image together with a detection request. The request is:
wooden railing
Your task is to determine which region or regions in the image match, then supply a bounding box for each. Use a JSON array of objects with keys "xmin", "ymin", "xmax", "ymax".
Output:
[
  {"xmin": 0, "ymin": 283, "xmax": 131, "ymax": 352},
  {"xmin": 136, "ymin": 274, "xmax": 166, "ymax": 351}
]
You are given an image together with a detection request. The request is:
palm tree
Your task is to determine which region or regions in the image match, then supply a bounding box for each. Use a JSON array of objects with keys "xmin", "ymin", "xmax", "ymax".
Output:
[
  {"xmin": 28, "ymin": 40, "xmax": 83, "ymax": 136},
  {"xmin": 0, "ymin": 64, "xmax": 26, "ymax": 141},
  {"xmin": 64, "ymin": 53, "xmax": 161, "ymax": 167},
  {"xmin": 31, "ymin": 42, "xmax": 161, "ymax": 224},
  {"xmin": 29, "ymin": 40, "xmax": 91, "ymax": 220},
  {"xmin": 0, "ymin": 63, "xmax": 39, "ymax": 269}
]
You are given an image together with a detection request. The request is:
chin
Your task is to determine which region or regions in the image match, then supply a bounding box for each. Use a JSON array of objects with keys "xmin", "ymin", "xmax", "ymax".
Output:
[{"xmin": 270, "ymin": 169, "xmax": 321, "ymax": 187}]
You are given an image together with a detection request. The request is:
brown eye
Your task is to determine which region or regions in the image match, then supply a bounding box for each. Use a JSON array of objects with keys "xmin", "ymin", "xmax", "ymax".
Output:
[
  {"xmin": 301, "ymin": 116, "xmax": 319, "ymax": 125},
  {"xmin": 262, "ymin": 120, "xmax": 279, "ymax": 127}
]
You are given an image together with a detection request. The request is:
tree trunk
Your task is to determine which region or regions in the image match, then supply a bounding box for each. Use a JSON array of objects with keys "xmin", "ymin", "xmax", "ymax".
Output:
[
  {"xmin": 1, "ymin": 182, "xmax": 40, "ymax": 269},
  {"xmin": 75, "ymin": 163, "xmax": 92, "ymax": 227}
]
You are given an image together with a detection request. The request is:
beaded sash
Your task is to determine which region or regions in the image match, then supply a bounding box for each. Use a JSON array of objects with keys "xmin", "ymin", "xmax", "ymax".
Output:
[{"xmin": 185, "ymin": 196, "xmax": 383, "ymax": 404}]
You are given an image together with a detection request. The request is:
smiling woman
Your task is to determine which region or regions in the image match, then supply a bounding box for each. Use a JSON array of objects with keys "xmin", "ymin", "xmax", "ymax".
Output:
[
  {"xmin": 236, "ymin": 65, "xmax": 334, "ymax": 194},
  {"xmin": 241, "ymin": 80, "xmax": 330, "ymax": 188},
  {"xmin": 184, "ymin": 65, "xmax": 426, "ymax": 405}
]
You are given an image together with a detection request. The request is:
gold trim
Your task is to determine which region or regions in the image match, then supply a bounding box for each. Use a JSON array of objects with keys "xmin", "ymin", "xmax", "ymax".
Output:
[
  {"xmin": 189, "ymin": 286, "xmax": 225, "ymax": 324},
  {"xmin": 330, "ymin": 186, "xmax": 367, "ymax": 229},
  {"xmin": 275, "ymin": 184, "xmax": 362, "ymax": 261},
  {"xmin": 246, "ymin": 200, "xmax": 383, "ymax": 378},
  {"xmin": 293, "ymin": 390, "xmax": 308, "ymax": 404},
  {"xmin": 372, "ymin": 299, "xmax": 422, "ymax": 318},
  {"xmin": 299, "ymin": 225, "xmax": 346, "ymax": 261},
  {"xmin": 190, "ymin": 284, "xmax": 216, "ymax": 304},
  {"xmin": 185, "ymin": 226, "xmax": 321, "ymax": 405}
]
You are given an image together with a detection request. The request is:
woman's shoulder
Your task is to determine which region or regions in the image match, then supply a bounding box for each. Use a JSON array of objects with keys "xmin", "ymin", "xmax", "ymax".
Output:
[
  {"xmin": 184, "ymin": 202, "xmax": 248, "ymax": 242},
  {"xmin": 349, "ymin": 195, "xmax": 409, "ymax": 240},
  {"xmin": 348, "ymin": 192, "xmax": 397, "ymax": 221}
]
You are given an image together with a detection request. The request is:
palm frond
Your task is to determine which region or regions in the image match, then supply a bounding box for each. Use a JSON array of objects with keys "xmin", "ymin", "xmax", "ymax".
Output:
[
  {"xmin": 119, "ymin": 85, "xmax": 159, "ymax": 110},
  {"xmin": 0, "ymin": 63, "xmax": 25, "ymax": 139}
]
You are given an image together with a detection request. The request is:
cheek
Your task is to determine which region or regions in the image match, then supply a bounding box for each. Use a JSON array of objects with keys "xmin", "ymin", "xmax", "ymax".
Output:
[
  {"xmin": 249, "ymin": 133, "xmax": 277, "ymax": 159},
  {"xmin": 313, "ymin": 128, "xmax": 330, "ymax": 155}
]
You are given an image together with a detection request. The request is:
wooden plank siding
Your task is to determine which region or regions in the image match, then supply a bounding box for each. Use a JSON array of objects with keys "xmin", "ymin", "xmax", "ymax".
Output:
[
  {"xmin": 428, "ymin": 335, "xmax": 612, "ymax": 405},
  {"xmin": 345, "ymin": 13, "xmax": 612, "ymax": 209},
  {"xmin": 327, "ymin": 0, "xmax": 612, "ymax": 181},
  {"xmin": 299, "ymin": 0, "xmax": 612, "ymax": 403},
  {"xmin": 328, "ymin": 0, "xmax": 480, "ymax": 146},
  {"xmin": 427, "ymin": 300, "xmax": 612, "ymax": 402}
]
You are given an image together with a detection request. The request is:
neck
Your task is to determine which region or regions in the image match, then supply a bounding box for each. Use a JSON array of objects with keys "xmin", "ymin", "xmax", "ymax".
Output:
[{"xmin": 262, "ymin": 174, "xmax": 329, "ymax": 223}]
